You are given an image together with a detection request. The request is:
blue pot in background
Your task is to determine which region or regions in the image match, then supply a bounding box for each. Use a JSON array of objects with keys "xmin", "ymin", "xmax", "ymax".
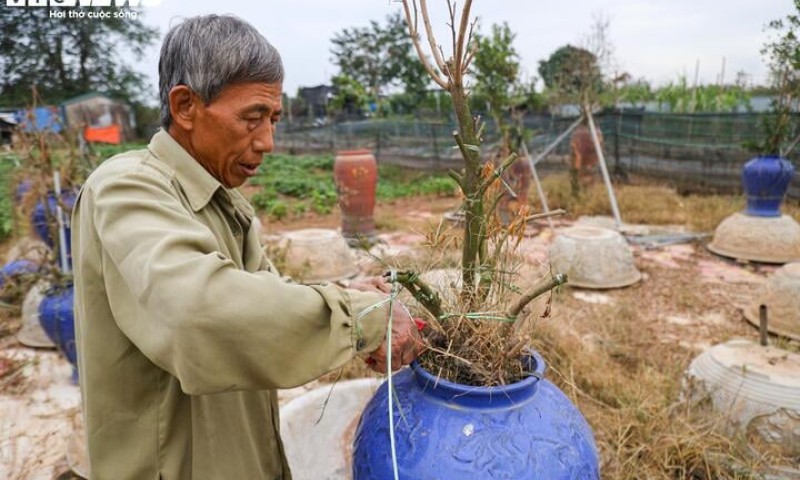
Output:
[
  {"xmin": 353, "ymin": 351, "xmax": 600, "ymax": 480},
  {"xmin": 31, "ymin": 190, "xmax": 77, "ymax": 269},
  {"xmin": 0, "ymin": 259, "xmax": 40, "ymax": 290},
  {"xmin": 742, "ymin": 155, "xmax": 795, "ymax": 217},
  {"xmin": 14, "ymin": 179, "xmax": 33, "ymax": 204},
  {"xmin": 39, "ymin": 283, "xmax": 78, "ymax": 383}
]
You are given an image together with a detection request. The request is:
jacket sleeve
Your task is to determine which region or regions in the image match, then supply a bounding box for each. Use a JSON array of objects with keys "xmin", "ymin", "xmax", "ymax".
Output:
[{"xmin": 84, "ymin": 166, "xmax": 388, "ymax": 395}]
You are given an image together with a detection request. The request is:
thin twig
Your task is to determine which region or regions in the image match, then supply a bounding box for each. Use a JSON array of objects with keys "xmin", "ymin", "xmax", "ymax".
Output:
[
  {"xmin": 393, "ymin": 270, "xmax": 444, "ymax": 319},
  {"xmin": 402, "ymin": 0, "xmax": 448, "ymax": 89},
  {"xmin": 524, "ymin": 209, "xmax": 566, "ymax": 222},
  {"xmin": 453, "ymin": 0, "xmax": 474, "ymax": 79},
  {"xmin": 418, "ymin": 0, "xmax": 449, "ymax": 79},
  {"xmin": 478, "ymin": 153, "xmax": 518, "ymax": 195},
  {"xmin": 507, "ymin": 273, "xmax": 568, "ymax": 318}
]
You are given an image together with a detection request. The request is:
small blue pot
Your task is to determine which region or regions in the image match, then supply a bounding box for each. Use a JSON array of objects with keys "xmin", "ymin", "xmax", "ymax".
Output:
[
  {"xmin": 742, "ymin": 155, "xmax": 795, "ymax": 217},
  {"xmin": 39, "ymin": 283, "xmax": 78, "ymax": 383},
  {"xmin": 0, "ymin": 259, "xmax": 39, "ymax": 290},
  {"xmin": 353, "ymin": 351, "xmax": 600, "ymax": 480},
  {"xmin": 31, "ymin": 190, "xmax": 77, "ymax": 269},
  {"xmin": 14, "ymin": 179, "xmax": 32, "ymax": 204}
]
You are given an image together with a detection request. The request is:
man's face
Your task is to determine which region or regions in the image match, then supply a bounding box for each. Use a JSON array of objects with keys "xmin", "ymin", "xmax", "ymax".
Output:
[{"xmin": 188, "ymin": 82, "xmax": 282, "ymax": 188}]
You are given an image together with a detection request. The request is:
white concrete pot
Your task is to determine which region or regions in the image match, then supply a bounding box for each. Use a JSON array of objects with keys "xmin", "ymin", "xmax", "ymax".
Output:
[
  {"xmin": 280, "ymin": 378, "xmax": 382, "ymax": 480},
  {"xmin": 277, "ymin": 228, "xmax": 359, "ymax": 284},
  {"xmin": 744, "ymin": 262, "xmax": 800, "ymax": 341},
  {"xmin": 708, "ymin": 213, "xmax": 800, "ymax": 264},
  {"xmin": 16, "ymin": 281, "xmax": 55, "ymax": 348},
  {"xmin": 549, "ymin": 226, "xmax": 641, "ymax": 289},
  {"xmin": 683, "ymin": 339, "xmax": 800, "ymax": 457}
]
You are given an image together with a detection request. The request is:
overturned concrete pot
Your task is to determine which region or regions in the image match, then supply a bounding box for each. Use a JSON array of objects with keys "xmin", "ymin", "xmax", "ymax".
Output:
[
  {"xmin": 744, "ymin": 263, "xmax": 800, "ymax": 341},
  {"xmin": 277, "ymin": 228, "xmax": 359, "ymax": 284},
  {"xmin": 280, "ymin": 378, "xmax": 382, "ymax": 480},
  {"xmin": 4, "ymin": 236, "xmax": 49, "ymax": 265},
  {"xmin": 707, "ymin": 213, "xmax": 800, "ymax": 264},
  {"xmin": 16, "ymin": 281, "xmax": 55, "ymax": 348},
  {"xmin": 683, "ymin": 339, "xmax": 800, "ymax": 458},
  {"xmin": 549, "ymin": 226, "xmax": 641, "ymax": 289}
]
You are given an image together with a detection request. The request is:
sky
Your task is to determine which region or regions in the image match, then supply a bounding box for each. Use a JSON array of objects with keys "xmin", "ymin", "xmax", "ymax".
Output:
[{"xmin": 131, "ymin": 0, "xmax": 792, "ymax": 97}]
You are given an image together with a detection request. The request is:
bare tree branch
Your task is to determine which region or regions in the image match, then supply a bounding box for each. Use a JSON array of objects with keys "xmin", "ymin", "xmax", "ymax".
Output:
[
  {"xmin": 453, "ymin": 0, "xmax": 474, "ymax": 81},
  {"xmin": 447, "ymin": 0, "xmax": 457, "ymax": 77},
  {"xmin": 417, "ymin": 0, "xmax": 450, "ymax": 78},
  {"xmin": 507, "ymin": 274, "xmax": 568, "ymax": 318},
  {"xmin": 401, "ymin": 0, "xmax": 448, "ymax": 89}
]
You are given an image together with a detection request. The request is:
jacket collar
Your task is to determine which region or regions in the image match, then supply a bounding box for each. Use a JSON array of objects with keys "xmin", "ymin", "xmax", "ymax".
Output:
[{"xmin": 148, "ymin": 129, "xmax": 222, "ymax": 212}]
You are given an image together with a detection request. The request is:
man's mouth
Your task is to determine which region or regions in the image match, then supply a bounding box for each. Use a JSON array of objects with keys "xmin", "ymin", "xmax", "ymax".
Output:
[{"xmin": 240, "ymin": 162, "xmax": 261, "ymax": 177}]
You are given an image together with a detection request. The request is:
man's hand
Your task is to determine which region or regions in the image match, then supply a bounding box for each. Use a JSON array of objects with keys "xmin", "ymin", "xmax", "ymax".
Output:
[
  {"xmin": 364, "ymin": 301, "xmax": 423, "ymax": 373},
  {"xmin": 346, "ymin": 276, "xmax": 392, "ymax": 294}
]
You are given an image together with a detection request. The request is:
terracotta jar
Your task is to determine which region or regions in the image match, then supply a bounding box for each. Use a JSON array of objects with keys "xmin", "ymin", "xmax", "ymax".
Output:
[{"xmin": 333, "ymin": 150, "xmax": 377, "ymax": 242}]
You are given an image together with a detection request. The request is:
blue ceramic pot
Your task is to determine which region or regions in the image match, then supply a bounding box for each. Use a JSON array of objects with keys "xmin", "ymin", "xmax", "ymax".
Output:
[
  {"xmin": 14, "ymin": 179, "xmax": 32, "ymax": 204},
  {"xmin": 31, "ymin": 190, "xmax": 76, "ymax": 269},
  {"xmin": 39, "ymin": 283, "xmax": 78, "ymax": 383},
  {"xmin": 353, "ymin": 351, "xmax": 600, "ymax": 480},
  {"xmin": 0, "ymin": 259, "xmax": 39, "ymax": 288},
  {"xmin": 742, "ymin": 155, "xmax": 795, "ymax": 217}
]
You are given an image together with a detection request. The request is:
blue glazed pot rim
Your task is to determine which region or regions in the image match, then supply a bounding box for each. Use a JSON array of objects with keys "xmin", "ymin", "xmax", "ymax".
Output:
[{"xmin": 409, "ymin": 349, "xmax": 547, "ymax": 406}]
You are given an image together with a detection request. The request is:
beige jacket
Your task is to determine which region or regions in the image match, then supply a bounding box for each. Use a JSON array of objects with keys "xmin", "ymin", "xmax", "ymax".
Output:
[{"xmin": 72, "ymin": 130, "xmax": 388, "ymax": 480}]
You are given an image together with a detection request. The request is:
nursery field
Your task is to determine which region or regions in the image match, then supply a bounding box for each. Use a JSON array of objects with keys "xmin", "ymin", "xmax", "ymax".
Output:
[{"xmin": 0, "ymin": 151, "xmax": 798, "ymax": 479}]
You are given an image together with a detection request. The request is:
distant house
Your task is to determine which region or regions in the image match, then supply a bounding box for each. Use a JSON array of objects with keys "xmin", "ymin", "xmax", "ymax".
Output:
[
  {"xmin": 298, "ymin": 84, "xmax": 336, "ymax": 118},
  {"xmin": 61, "ymin": 92, "xmax": 136, "ymax": 143},
  {"xmin": 10, "ymin": 92, "xmax": 136, "ymax": 144},
  {"xmin": 0, "ymin": 113, "xmax": 18, "ymax": 145}
]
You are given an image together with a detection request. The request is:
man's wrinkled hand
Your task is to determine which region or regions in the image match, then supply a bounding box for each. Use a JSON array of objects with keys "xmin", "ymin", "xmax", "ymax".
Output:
[
  {"xmin": 346, "ymin": 276, "xmax": 392, "ymax": 294},
  {"xmin": 364, "ymin": 302, "xmax": 423, "ymax": 373}
]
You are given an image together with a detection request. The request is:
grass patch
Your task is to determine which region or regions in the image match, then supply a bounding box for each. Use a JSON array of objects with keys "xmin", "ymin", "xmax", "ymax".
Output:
[
  {"xmin": 531, "ymin": 173, "xmax": 800, "ymax": 232},
  {"xmin": 250, "ymin": 153, "xmax": 456, "ymax": 221}
]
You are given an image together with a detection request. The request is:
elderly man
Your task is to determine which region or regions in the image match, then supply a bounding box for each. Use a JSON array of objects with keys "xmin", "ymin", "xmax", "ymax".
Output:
[{"xmin": 72, "ymin": 15, "xmax": 420, "ymax": 480}]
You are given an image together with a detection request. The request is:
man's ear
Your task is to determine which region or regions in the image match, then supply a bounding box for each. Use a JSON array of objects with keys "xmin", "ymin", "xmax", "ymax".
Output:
[{"xmin": 168, "ymin": 85, "xmax": 197, "ymax": 132}]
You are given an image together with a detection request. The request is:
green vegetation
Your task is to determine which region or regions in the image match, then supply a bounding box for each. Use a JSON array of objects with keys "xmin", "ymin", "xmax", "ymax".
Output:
[
  {"xmin": 0, "ymin": 155, "xmax": 19, "ymax": 240},
  {"xmin": 250, "ymin": 153, "xmax": 455, "ymax": 220},
  {"xmin": 753, "ymin": 0, "xmax": 800, "ymax": 155},
  {"xmin": 93, "ymin": 143, "xmax": 149, "ymax": 160}
]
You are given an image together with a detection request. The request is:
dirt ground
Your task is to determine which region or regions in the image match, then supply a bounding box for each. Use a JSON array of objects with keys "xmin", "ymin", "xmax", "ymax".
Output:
[{"xmin": 0, "ymin": 191, "xmax": 796, "ymax": 479}]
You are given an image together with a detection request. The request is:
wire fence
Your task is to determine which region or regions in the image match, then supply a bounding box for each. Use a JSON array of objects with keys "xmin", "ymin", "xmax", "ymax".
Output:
[{"xmin": 277, "ymin": 112, "xmax": 800, "ymax": 199}]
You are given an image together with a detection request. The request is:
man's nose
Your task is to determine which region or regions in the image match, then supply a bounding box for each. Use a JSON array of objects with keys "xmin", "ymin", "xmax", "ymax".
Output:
[{"xmin": 253, "ymin": 124, "xmax": 275, "ymax": 153}]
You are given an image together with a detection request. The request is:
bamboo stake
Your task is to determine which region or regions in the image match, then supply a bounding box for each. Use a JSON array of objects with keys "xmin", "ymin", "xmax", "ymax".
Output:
[
  {"xmin": 520, "ymin": 142, "xmax": 554, "ymax": 231},
  {"xmin": 586, "ymin": 109, "xmax": 622, "ymax": 228},
  {"xmin": 529, "ymin": 117, "xmax": 583, "ymax": 167},
  {"xmin": 53, "ymin": 170, "xmax": 70, "ymax": 274}
]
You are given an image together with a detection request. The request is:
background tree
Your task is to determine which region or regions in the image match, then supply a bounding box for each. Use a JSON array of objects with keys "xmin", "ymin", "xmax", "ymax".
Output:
[
  {"xmin": 472, "ymin": 23, "xmax": 520, "ymax": 136},
  {"xmin": 757, "ymin": 0, "xmax": 800, "ymax": 155},
  {"xmin": 330, "ymin": 12, "xmax": 429, "ymax": 115},
  {"xmin": 328, "ymin": 74, "xmax": 371, "ymax": 119},
  {"xmin": 0, "ymin": 6, "xmax": 158, "ymax": 107},
  {"xmin": 537, "ymin": 45, "xmax": 602, "ymax": 107},
  {"xmin": 472, "ymin": 22, "xmax": 543, "ymax": 217}
]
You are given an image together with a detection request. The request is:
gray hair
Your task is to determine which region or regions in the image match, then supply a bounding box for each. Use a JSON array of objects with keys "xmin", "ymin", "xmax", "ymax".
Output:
[{"xmin": 158, "ymin": 15, "xmax": 284, "ymax": 128}]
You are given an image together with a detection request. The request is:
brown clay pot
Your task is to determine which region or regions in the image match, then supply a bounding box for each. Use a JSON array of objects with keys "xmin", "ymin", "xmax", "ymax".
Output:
[
  {"xmin": 570, "ymin": 125, "xmax": 602, "ymax": 172},
  {"xmin": 333, "ymin": 150, "xmax": 377, "ymax": 240}
]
